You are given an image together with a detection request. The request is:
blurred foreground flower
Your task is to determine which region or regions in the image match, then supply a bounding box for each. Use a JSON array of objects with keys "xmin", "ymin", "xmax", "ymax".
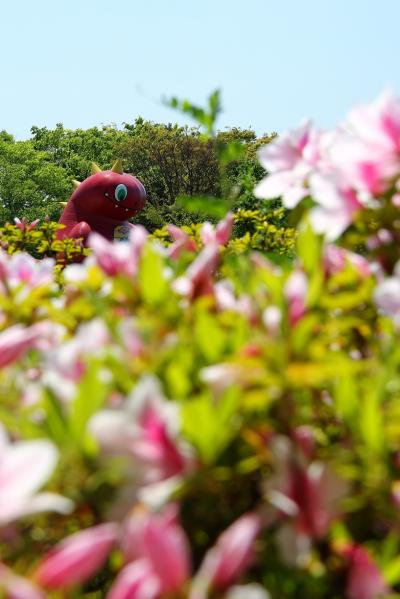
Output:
[
  {"xmin": 34, "ymin": 523, "xmax": 118, "ymax": 589},
  {"xmin": 0, "ymin": 424, "xmax": 72, "ymax": 525}
]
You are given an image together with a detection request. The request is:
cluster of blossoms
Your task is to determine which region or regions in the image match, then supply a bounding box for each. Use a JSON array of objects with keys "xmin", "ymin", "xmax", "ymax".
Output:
[
  {"xmin": 255, "ymin": 90, "xmax": 400, "ymax": 244},
  {"xmin": 3, "ymin": 91, "xmax": 400, "ymax": 598}
]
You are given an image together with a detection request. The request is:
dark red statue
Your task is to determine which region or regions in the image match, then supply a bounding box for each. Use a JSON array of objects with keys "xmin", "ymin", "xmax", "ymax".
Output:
[{"xmin": 57, "ymin": 160, "xmax": 146, "ymax": 243}]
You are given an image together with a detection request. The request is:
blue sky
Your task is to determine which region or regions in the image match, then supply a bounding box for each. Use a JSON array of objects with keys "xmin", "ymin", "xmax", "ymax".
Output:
[{"xmin": 2, "ymin": 0, "xmax": 400, "ymax": 139}]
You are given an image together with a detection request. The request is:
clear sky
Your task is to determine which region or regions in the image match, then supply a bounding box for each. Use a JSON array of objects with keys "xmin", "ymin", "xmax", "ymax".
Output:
[{"xmin": 2, "ymin": 0, "xmax": 400, "ymax": 139}]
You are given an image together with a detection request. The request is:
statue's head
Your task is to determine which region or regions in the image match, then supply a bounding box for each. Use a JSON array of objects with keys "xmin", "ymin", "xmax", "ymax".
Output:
[{"xmin": 70, "ymin": 160, "xmax": 146, "ymax": 220}]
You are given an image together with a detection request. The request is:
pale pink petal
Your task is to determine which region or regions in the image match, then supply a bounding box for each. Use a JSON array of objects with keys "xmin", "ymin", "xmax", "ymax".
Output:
[
  {"xmin": 0, "ymin": 440, "xmax": 58, "ymax": 509},
  {"xmin": 196, "ymin": 513, "xmax": 261, "ymax": 590},
  {"xmin": 35, "ymin": 523, "xmax": 118, "ymax": 589},
  {"xmin": 344, "ymin": 545, "xmax": 389, "ymax": 599},
  {"xmin": 107, "ymin": 559, "xmax": 160, "ymax": 599},
  {"xmin": 122, "ymin": 506, "xmax": 191, "ymax": 595},
  {"xmin": 0, "ymin": 564, "xmax": 44, "ymax": 599}
]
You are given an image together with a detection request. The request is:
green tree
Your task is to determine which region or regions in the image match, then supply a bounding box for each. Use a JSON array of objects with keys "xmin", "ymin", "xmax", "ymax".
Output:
[{"xmin": 0, "ymin": 135, "xmax": 71, "ymax": 223}]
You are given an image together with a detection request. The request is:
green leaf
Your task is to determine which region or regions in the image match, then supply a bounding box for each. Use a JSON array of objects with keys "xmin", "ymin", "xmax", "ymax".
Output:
[
  {"xmin": 359, "ymin": 389, "xmax": 384, "ymax": 454},
  {"xmin": 139, "ymin": 245, "xmax": 168, "ymax": 306},
  {"xmin": 334, "ymin": 374, "xmax": 358, "ymax": 421},
  {"xmin": 297, "ymin": 219, "xmax": 323, "ymax": 273},
  {"xmin": 176, "ymin": 195, "xmax": 229, "ymax": 219},
  {"xmin": 182, "ymin": 387, "xmax": 239, "ymax": 462},
  {"xmin": 194, "ymin": 309, "xmax": 226, "ymax": 362},
  {"xmin": 69, "ymin": 361, "xmax": 108, "ymax": 449}
]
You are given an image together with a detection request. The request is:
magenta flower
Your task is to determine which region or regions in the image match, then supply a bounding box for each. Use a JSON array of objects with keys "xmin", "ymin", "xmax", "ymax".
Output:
[
  {"xmin": 284, "ymin": 270, "xmax": 308, "ymax": 326},
  {"xmin": 34, "ymin": 523, "xmax": 118, "ymax": 590},
  {"xmin": 255, "ymin": 122, "xmax": 321, "ymax": 208},
  {"xmin": 200, "ymin": 212, "xmax": 234, "ymax": 246},
  {"xmin": 0, "ymin": 322, "xmax": 54, "ymax": 370},
  {"xmin": 14, "ymin": 217, "xmax": 40, "ymax": 232},
  {"xmin": 90, "ymin": 376, "xmax": 192, "ymax": 485},
  {"xmin": 173, "ymin": 245, "xmax": 220, "ymax": 300},
  {"xmin": 191, "ymin": 513, "xmax": 261, "ymax": 597},
  {"xmin": 89, "ymin": 225, "xmax": 147, "ymax": 277},
  {"xmin": 120, "ymin": 505, "xmax": 191, "ymax": 596},
  {"xmin": 323, "ymin": 245, "xmax": 372, "ymax": 278},
  {"xmin": 309, "ymin": 173, "xmax": 363, "ymax": 241},
  {"xmin": 7, "ymin": 253, "xmax": 54, "ymax": 290},
  {"xmin": 343, "ymin": 545, "xmax": 389, "ymax": 599},
  {"xmin": 107, "ymin": 559, "xmax": 160, "ymax": 599},
  {"xmin": 346, "ymin": 89, "xmax": 400, "ymax": 157},
  {"xmin": 0, "ymin": 424, "xmax": 72, "ymax": 525},
  {"xmin": 265, "ymin": 436, "xmax": 347, "ymax": 563},
  {"xmin": 167, "ymin": 225, "xmax": 197, "ymax": 259}
]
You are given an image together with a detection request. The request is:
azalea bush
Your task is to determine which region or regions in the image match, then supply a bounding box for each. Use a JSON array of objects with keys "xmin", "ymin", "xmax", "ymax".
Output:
[{"xmin": 3, "ymin": 90, "xmax": 400, "ymax": 598}]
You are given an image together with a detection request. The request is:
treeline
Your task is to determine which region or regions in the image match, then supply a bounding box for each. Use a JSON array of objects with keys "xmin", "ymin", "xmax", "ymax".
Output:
[{"xmin": 0, "ymin": 120, "xmax": 274, "ymax": 229}]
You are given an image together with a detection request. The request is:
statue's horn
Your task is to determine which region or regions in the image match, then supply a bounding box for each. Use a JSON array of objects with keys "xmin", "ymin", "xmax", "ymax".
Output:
[
  {"xmin": 91, "ymin": 162, "xmax": 102, "ymax": 175},
  {"xmin": 60, "ymin": 201, "xmax": 68, "ymax": 207},
  {"xmin": 111, "ymin": 159, "xmax": 123, "ymax": 174},
  {"xmin": 72, "ymin": 180, "xmax": 81, "ymax": 189}
]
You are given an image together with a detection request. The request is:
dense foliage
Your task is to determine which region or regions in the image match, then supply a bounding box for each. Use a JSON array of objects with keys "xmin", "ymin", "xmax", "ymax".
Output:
[
  {"xmin": 3, "ymin": 90, "xmax": 400, "ymax": 598},
  {"xmin": 0, "ymin": 109, "xmax": 274, "ymax": 230}
]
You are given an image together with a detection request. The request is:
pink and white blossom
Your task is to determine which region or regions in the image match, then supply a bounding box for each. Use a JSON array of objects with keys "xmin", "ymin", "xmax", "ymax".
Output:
[
  {"xmin": 265, "ymin": 436, "xmax": 347, "ymax": 564},
  {"xmin": 90, "ymin": 376, "xmax": 192, "ymax": 485},
  {"xmin": 191, "ymin": 512, "xmax": 261, "ymax": 597},
  {"xmin": 343, "ymin": 544, "xmax": 389, "ymax": 599},
  {"xmin": 200, "ymin": 212, "xmax": 234, "ymax": 247},
  {"xmin": 107, "ymin": 559, "xmax": 160, "ymax": 599},
  {"xmin": 173, "ymin": 245, "xmax": 220, "ymax": 300},
  {"xmin": 0, "ymin": 321, "xmax": 58, "ymax": 370},
  {"xmin": 255, "ymin": 122, "xmax": 321, "ymax": 208},
  {"xmin": 0, "ymin": 424, "xmax": 72, "ymax": 525},
  {"xmin": 167, "ymin": 225, "xmax": 197, "ymax": 259},
  {"xmin": 284, "ymin": 270, "xmax": 308, "ymax": 326},
  {"xmin": 89, "ymin": 225, "xmax": 148, "ymax": 277},
  {"xmin": 121, "ymin": 505, "xmax": 191, "ymax": 596},
  {"xmin": 34, "ymin": 523, "xmax": 118, "ymax": 590},
  {"xmin": 0, "ymin": 563, "xmax": 44, "ymax": 599}
]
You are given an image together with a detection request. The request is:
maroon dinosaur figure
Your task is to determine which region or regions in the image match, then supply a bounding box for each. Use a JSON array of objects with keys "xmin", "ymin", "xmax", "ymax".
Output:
[{"xmin": 57, "ymin": 160, "xmax": 146, "ymax": 243}]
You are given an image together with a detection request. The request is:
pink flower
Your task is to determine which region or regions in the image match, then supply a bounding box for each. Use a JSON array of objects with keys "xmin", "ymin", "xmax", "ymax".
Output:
[
  {"xmin": 0, "ymin": 323, "xmax": 53, "ymax": 369},
  {"xmin": 309, "ymin": 173, "xmax": 363, "ymax": 241},
  {"xmin": 0, "ymin": 424, "xmax": 72, "ymax": 525},
  {"xmin": 255, "ymin": 122, "xmax": 321, "ymax": 208},
  {"xmin": 200, "ymin": 212, "xmax": 234, "ymax": 246},
  {"xmin": 89, "ymin": 225, "xmax": 147, "ymax": 277},
  {"xmin": 374, "ymin": 264, "xmax": 400, "ymax": 324},
  {"xmin": 214, "ymin": 280, "xmax": 254, "ymax": 319},
  {"xmin": 265, "ymin": 436, "xmax": 347, "ymax": 563},
  {"xmin": 284, "ymin": 270, "xmax": 308, "ymax": 326},
  {"xmin": 343, "ymin": 545, "xmax": 389, "ymax": 599},
  {"xmin": 167, "ymin": 225, "xmax": 197, "ymax": 259},
  {"xmin": 14, "ymin": 217, "xmax": 40, "ymax": 232},
  {"xmin": 0, "ymin": 563, "xmax": 44, "ymax": 599},
  {"xmin": 44, "ymin": 318, "xmax": 109, "ymax": 383},
  {"xmin": 7, "ymin": 253, "xmax": 54, "ymax": 289},
  {"xmin": 107, "ymin": 559, "xmax": 160, "ymax": 599},
  {"xmin": 173, "ymin": 245, "xmax": 220, "ymax": 300},
  {"xmin": 323, "ymin": 245, "xmax": 372, "ymax": 278},
  {"xmin": 90, "ymin": 376, "xmax": 192, "ymax": 485},
  {"xmin": 34, "ymin": 523, "xmax": 118, "ymax": 589},
  {"xmin": 346, "ymin": 89, "xmax": 400, "ymax": 157},
  {"xmin": 192, "ymin": 513, "xmax": 261, "ymax": 596},
  {"xmin": 121, "ymin": 505, "xmax": 191, "ymax": 596}
]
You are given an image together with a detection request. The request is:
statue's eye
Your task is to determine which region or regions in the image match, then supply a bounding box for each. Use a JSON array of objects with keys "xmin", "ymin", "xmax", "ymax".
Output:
[{"xmin": 115, "ymin": 184, "xmax": 128, "ymax": 202}]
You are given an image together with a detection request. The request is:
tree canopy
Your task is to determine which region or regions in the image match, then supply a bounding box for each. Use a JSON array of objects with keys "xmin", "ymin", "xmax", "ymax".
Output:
[{"xmin": 0, "ymin": 121, "xmax": 275, "ymax": 229}]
